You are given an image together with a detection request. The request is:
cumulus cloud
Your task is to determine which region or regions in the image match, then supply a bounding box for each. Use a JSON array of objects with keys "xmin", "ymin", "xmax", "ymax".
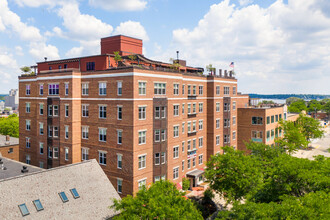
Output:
[
  {"xmin": 155, "ymin": 0, "xmax": 330, "ymax": 94},
  {"xmin": 88, "ymin": 0, "xmax": 147, "ymax": 11},
  {"xmin": 113, "ymin": 21, "xmax": 149, "ymax": 41},
  {"xmin": 239, "ymin": 0, "xmax": 253, "ymax": 6},
  {"xmin": 65, "ymin": 46, "xmax": 84, "ymax": 57},
  {"xmin": 15, "ymin": 46, "xmax": 24, "ymax": 56},
  {"xmin": 0, "ymin": 50, "xmax": 20, "ymax": 91},
  {"xmin": 29, "ymin": 42, "xmax": 60, "ymax": 61}
]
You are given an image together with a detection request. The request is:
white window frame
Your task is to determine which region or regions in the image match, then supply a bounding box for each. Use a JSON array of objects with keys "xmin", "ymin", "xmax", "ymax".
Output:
[
  {"xmin": 216, "ymin": 135, "xmax": 220, "ymax": 145},
  {"xmin": 117, "ymin": 154, "xmax": 122, "ymax": 169},
  {"xmin": 99, "ymin": 82, "xmax": 107, "ymax": 95},
  {"xmin": 173, "ymin": 104, "xmax": 179, "ymax": 116},
  {"xmin": 139, "ymin": 106, "xmax": 146, "ymax": 120},
  {"xmin": 173, "ymin": 166, "xmax": 179, "ymax": 180},
  {"xmin": 82, "ymin": 148, "xmax": 89, "ymax": 160},
  {"xmin": 173, "ymin": 146, "xmax": 179, "ymax": 159},
  {"xmin": 173, "ymin": 125, "xmax": 179, "ymax": 138},
  {"xmin": 138, "ymin": 154, "xmax": 147, "ymax": 170},
  {"xmin": 138, "ymin": 81, "xmax": 146, "ymax": 95},
  {"xmin": 138, "ymin": 130, "xmax": 147, "ymax": 145},
  {"xmin": 117, "ymin": 81, "xmax": 122, "ymax": 96},
  {"xmin": 99, "ymin": 151, "xmax": 107, "ymax": 165},
  {"xmin": 82, "ymin": 126, "xmax": 89, "ymax": 139},
  {"xmin": 99, "ymin": 128, "xmax": 107, "ymax": 142},
  {"xmin": 82, "ymin": 82, "xmax": 89, "ymax": 96}
]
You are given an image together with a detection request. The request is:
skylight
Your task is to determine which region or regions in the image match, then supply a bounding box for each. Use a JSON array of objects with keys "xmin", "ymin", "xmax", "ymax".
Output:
[
  {"xmin": 70, "ymin": 188, "xmax": 80, "ymax": 199},
  {"xmin": 18, "ymin": 203, "xmax": 30, "ymax": 216},
  {"xmin": 33, "ymin": 199, "xmax": 44, "ymax": 211},
  {"xmin": 59, "ymin": 192, "xmax": 69, "ymax": 203}
]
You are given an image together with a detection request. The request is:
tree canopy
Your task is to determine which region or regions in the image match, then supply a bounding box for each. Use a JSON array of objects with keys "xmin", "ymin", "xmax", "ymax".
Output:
[
  {"xmin": 0, "ymin": 114, "xmax": 19, "ymax": 138},
  {"xmin": 111, "ymin": 181, "xmax": 203, "ymax": 219},
  {"xmin": 288, "ymin": 99, "xmax": 307, "ymax": 113},
  {"xmin": 205, "ymin": 143, "xmax": 330, "ymax": 219}
]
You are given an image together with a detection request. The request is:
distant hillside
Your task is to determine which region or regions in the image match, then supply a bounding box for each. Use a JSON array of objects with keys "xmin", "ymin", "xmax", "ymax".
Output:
[
  {"xmin": 248, "ymin": 94, "xmax": 330, "ymax": 100},
  {"xmin": 0, "ymin": 94, "xmax": 8, "ymax": 100}
]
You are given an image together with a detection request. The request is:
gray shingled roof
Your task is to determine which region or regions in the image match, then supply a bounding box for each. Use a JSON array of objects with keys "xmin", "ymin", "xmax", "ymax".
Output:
[
  {"xmin": 0, "ymin": 134, "xmax": 19, "ymax": 147},
  {"xmin": 0, "ymin": 157, "xmax": 43, "ymax": 180},
  {"xmin": 0, "ymin": 159, "xmax": 121, "ymax": 219}
]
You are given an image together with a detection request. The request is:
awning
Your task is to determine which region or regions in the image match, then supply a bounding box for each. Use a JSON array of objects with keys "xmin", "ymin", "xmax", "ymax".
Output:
[{"xmin": 186, "ymin": 169, "xmax": 204, "ymax": 178}]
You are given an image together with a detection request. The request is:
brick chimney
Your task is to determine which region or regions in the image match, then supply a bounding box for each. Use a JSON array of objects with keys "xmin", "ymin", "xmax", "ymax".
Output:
[{"xmin": 100, "ymin": 35, "xmax": 143, "ymax": 56}]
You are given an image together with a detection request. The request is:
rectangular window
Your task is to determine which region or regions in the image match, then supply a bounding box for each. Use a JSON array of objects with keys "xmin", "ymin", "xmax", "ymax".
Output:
[
  {"xmin": 82, "ymin": 83, "xmax": 89, "ymax": 95},
  {"xmin": 199, "ymin": 137, "xmax": 203, "ymax": 147},
  {"xmin": 48, "ymin": 84, "xmax": 59, "ymax": 95},
  {"xmin": 53, "ymin": 105, "xmax": 59, "ymax": 116},
  {"xmin": 99, "ymin": 151, "xmax": 107, "ymax": 165},
  {"xmin": 173, "ymin": 105, "xmax": 179, "ymax": 116},
  {"xmin": 216, "ymin": 86, "xmax": 220, "ymax": 95},
  {"xmin": 18, "ymin": 203, "xmax": 30, "ymax": 216},
  {"xmin": 187, "ymin": 140, "xmax": 191, "ymax": 151},
  {"xmin": 275, "ymin": 115, "xmax": 279, "ymax": 122},
  {"xmin": 216, "ymin": 135, "xmax": 220, "ymax": 145},
  {"xmin": 224, "ymin": 118, "xmax": 230, "ymax": 127},
  {"xmin": 192, "ymin": 139, "xmax": 196, "ymax": 149},
  {"xmin": 182, "ymin": 84, "xmax": 185, "ymax": 95},
  {"xmin": 48, "ymin": 126, "xmax": 53, "ymax": 137},
  {"xmin": 173, "ymin": 146, "xmax": 179, "ymax": 159},
  {"xmin": 82, "ymin": 126, "xmax": 89, "ymax": 139},
  {"xmin": 182, "ymin": 103, "xmax": 185, "ymax": 114},
  {"xmin": 182, "ymin": 160, "xmax": 185, "ymax": 171},
  {"xmin": 224, "ymin": 135, "xmax": 230, "ymax": 144},
  {"xmin": 271, "ymin": 129, "xmax": 275, "ymax": 140},
  {"xmin": 39, "ymin": 84, "xmax": 43, "ymax": 95},
  {"xmin": 233, "ymin": 131, "xmax": 236, "ymax": 140},
  {"xmin": 199, "ymin": 103, "xmax": 203, "ymax": 112},
  {"xmin": 199, "ymin": 86, "xmax": 203, "ymax": 95},
  {"xmin": 99, "ymin": 105, "xmax": 107, "ymax": 119},
  {"xmin": 139, "ymin": 82, "xmax": 146, "ymax": 95},
  {"xmin": 216, "ymin": 102, "xmax": 220, "ymax": 112},
  {"xmin": 155, "ymin": 153, "xmax": 160, "ymax": 165},
  {"xmin": 86, "ymin": 62, "xmax": 95, "ymax": 71},
  {"xmin": 117, "ymin": 106, "xmax": 122, "ymax": 120},
  {"xmin": 187, "ymin": 121, "xmax": 191, "ymax": 133},
  {"xmin": 199, "ymin": 155, "xmax": 203, "ymax": 165},
  {"xmin": 26, "ymin": 102, "xmax": 30, "ymax": 113},
  {"xmin": 161, "ymin": 152, "xmax": 166, "ymax": 164},
  {"xmin": 39, "ymin": 122, "xmax": 44, "ymax": 135},
  {"xmin": 192, "ymin": 85, "xmax": 196, "ymax": 95},
  {"xmin": 173, "ymin": 167, "xmax": 179, "ymax": 180},
  {"xmin": 233, "ymin": 116, "xmax": 236, "ymax": 125},
  {"xmin": 65, "ymin": 83, "xmax": 69, "ymax": 96},
  {"xmin": 216, "ymin": 119, "xmax": 220, "ymax": 129},
  {"xmin": 48, "ymin": 105, "xmax": 53, "ymax": 116},
  {"xmin": 139, "ymin": 130, "xmax": 146, "ymax": 144},
  {"xmin": 64, "ymin": 64, "xmax": 67, "ymax": 69},
  {"xmin": 65, "ymin": 126, "xmax": 69, "ymax": 139},
  {"xmin": 117, "ymin": 179, "xmax": 122, "ymax": 193},
  {"xmin": 187, "ymin": 103, "xmax": 191, "ymax": 114},
  {"xmin": 39, "ymin": 142, "xmax": 44, "ymax": 154},
  {"xmin": 154, "ymin": 129, "xmax": 160, "ymax": 142},
  {"xmin": 154, "ymin": 83, "xmax": 166, "ymax": 95},
  {"xmin": 224, "ymin": 86, "xmax": 230, "ymax": 95},
  {"xmin": 39, "ymin": 103, "xmax": 44, "ymax": 115},
  {"xmin": 182, "ymin": 141, "xmax": 185, "ymax": 152},
  {"xmin": 117, "ymin": 154, "xmax": 122, "ymax": 169},
  {"xmin": 173, "ymin": 126, "xmax": 179, "ymax": 137},
  {"xmin": 267, "ymin": 116, "xmax": 270, "ymax": 124},
  {"xmin": 53, "ymin": 127, "xmax": 59, "ymax": 137},
  {"xmin": 187, "ymin": 85, "xmax": 191, "ymax": 95},
  {"xmin": 26, "ymin": 120, "xmax": 31, "ymax": 130},
  {"xmin": 161, "ymin": 129, "xmax": 166, "ymax": 141},
  {"xmin": 224, "ymin": 103, "xmax": 230, "ymax": 111},
  {"xmin": 117, "ymin": 81, "xmax": 122, "ymax": 95},
  {"xmin": 70, "ymin": 188, "xmax": 80, "ymax": 199},
  {"xmin": 188, "ymin": 159, "xmax": 191, "ymax": 169},
  {"xmin": 99, "ymin": 128, "xmax": 107, "ymax": 142},
  {"xmin": 233, "ymin": 87, "xmax": 236, "ymax": 95},
  {"xmin": 26, "ymin": 85, "xmax": 30, "ymax": 95},
  {"xmin": 65, "ymin": 148, "xmax": 69, "ymax": 161},
  {"xmin": 173, "ymin": 83, "xmax": 179, "ymax": 95},
  {"xmin": 138, "ymin": 155, "xmax": 146, "ymax": 169},
  {"xmin": 53, "ymin": 147, "xmax": 59, "ymax": 158},
  {"xmin": 138, "ymin": 179, "xmax": 146, "ymax": 190},
  {"xmin": 117, "ymin": 130, "xmax": 122, "ymax": 144},
  {"xmin": 48, "ymin": 147, "xmax": 53, "ymax": 158},
  {"xmin": 192, "ymin": 103, "xmax": 196, "ymax": 113},
  {"xmin": 65, "ymin": 105, "xmax": 69, "ymax": 117},
  {"xmin": 59, "ymin": 192, "xmax": 69, "ymax": 203},
  {"xmin": 182, "ymin": 122, "xmax": 185, "ymax": 133},
  {"xmin": 33, "ymin": 199, "xmax": 44, "ymax": 212},
  {"xmin": 233, "ymin": 101, "xmax": 236, "ymax": 110},
  {"xmin": 99, "ymin": 82, "xmax": 107, "ymax": 95},
  {"xmin": 26, "ymin": 137, "xmax": 30, "ymax": 148},
  {"xmin": 139, "ymin": 106, "xmax": 146, "ymax": 120},
  {"xmin": 192, "ymin": 158, "xmax": 196, "ymax": 167},
  {"xmin": 155, "ymin": 106, "xmax": 160, "ymax": 119},
  {"xmin": 271, "ymin": 115, "xmax": 274, "ymax": 123},
  {"xmin": 39, "ymin": 162, "xmax": 44, "ymax": 168},
  {"xmin": 82, "ymin": 148, "xmax": 89, "ymax": 160},
  {"xmin": 252, "ymin": 117, "xmax": 263, "ymax": 125},
  {"xmin": 161, "ymin": 107, "xmax": 166, "ymax": 118},
  {"xmin": 199, "ymin": 120, "xmax": 203, "ymax": 130}
]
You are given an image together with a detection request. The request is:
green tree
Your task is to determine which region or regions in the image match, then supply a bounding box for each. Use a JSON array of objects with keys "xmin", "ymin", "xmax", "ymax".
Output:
[
  {"xmin": 111, "ymin": 181, "xmax": 203, "ymax": 220},
  {"xmin": 206, "ymin": 64, "xmax": 215, "ymax": 74},
  {"xmin": 296, "ymin": 114, "xmax": 324, "ymax": 142},
  {"xmin": 323, "ymin": 101, "xmax": 330, "ymax": 118},
  {"xmin": 286, "ymin": 97, "xmax": 302, "ymax": 105},
  {"xmin": 113, "ymin": 51, "xmax": 122, "ymax": 66},
  {"xmin": 20, "ymin": 66, "xmax": 31, "ymax": 74},
  {"xmin": 0, "ymin": 114, "xmax": 19, "ymax": 138},
  {"xmin": 288, "ymin": 99, "xmax": 307, "ymax": 113},
  {"xmin": 205, "ymin": 146, "xmax": 263, "ymax": 203},
  {"xmin": 307, "ymin": 99, "xmax": 322, "ymax": 113}
]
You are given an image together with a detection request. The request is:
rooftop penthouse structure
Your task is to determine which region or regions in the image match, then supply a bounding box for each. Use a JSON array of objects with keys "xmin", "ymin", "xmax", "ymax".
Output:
[{"xmin": 19, "ymin": 35, "xmax": 249, "ymax": 196}]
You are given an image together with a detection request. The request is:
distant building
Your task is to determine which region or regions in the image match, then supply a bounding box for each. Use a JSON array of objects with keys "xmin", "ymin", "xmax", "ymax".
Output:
[
  {"xmin": 0, "ymin": 100, "xmax": 4, "ymax": 111},
  {"xmin": 238, "ymin": 104, "xmax": 299, "ymax": 151},
  {"xmin": 0, "ymin": 135, "xmax": 19, "ymax": 161},
  {"xmin": 0, "ymin": 159, "xmax": 120, "ymax": 219},
  {"xmin": 5, "ymin": 89, "xmax": 19, "ymax": 110}
]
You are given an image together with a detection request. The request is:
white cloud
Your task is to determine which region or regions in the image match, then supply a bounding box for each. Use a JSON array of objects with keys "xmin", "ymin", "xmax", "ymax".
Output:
[
  {"xmin": 0, "ymin": 0, "xmax": 42, "ymax": 41},
  {"xmin": 14, "ymin": 0, "xmax": 56, "ymax": 7},
  {"xmin": 29, "ymin": 42, "xmax": 60, "ymax": 61},
  {"xmin": 89, "ymin": 0, "xmax": 147, "ymax": 11},
  {"xmin": 65, "ymin": 46, "xmax": 84, "ymax": 58},
  {"xmin": 159, "ymin": 0, "xmax": 330, "ymax": 94},
  {"xmin": 239, "ymin": 0, "xmax": 253, "ymax": 6},
  {"xmin": 15, "ymin": 46, "xmax": 24, "ymax": 56},
  {"xmin": 0, "ymin": 17, "xmax": 5, "ymax": 31},
  {"xmin": 0, "ymin": 50, "xmax": 19, "ymax": 91},
  {"xmin": 113, "ymin": 20, "xmax": 149, "ymax": 41}
]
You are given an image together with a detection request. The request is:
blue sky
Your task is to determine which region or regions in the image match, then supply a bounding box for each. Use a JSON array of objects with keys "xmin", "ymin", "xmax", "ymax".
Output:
[{"xmin": 0, "ymin": 0, "xmax": 330, "ymax": 94}]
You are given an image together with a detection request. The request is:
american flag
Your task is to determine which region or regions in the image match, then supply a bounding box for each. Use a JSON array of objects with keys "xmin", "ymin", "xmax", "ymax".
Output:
[{"xmin": 229, "ymin": 62, "xmax": 234, "ymax": 68}]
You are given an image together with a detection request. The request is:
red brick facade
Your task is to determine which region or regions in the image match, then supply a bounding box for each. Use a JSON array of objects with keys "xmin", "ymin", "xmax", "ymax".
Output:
[{"xmin": 19, "ymin": 35, "xmax": 249, "ymax": 196}]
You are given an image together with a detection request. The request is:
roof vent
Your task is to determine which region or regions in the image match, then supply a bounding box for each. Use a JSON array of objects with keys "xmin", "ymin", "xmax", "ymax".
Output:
[
  {"xmin": 0, "ymin": 158, "xmax": 6, "ymax": 170},
  {"xmin": 44, "ymin": 57, "xmax": 47, "ymax": 62},
  {"xmin": 5, "ymin": 135, "xmax": 10, "ymax": 145},
  {"xmin": 21, "ymin": 166, "xmax": 28, "ymax": 173}
]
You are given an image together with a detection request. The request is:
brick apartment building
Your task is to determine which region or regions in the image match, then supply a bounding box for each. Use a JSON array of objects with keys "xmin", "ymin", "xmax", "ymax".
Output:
[
  {"xmin": 19, "ymin": 35, "xmax": 249, "ymax": 196},
  {"xmin": 237, "ymin": 104, "xmax": 299, "ymax": 151}
]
